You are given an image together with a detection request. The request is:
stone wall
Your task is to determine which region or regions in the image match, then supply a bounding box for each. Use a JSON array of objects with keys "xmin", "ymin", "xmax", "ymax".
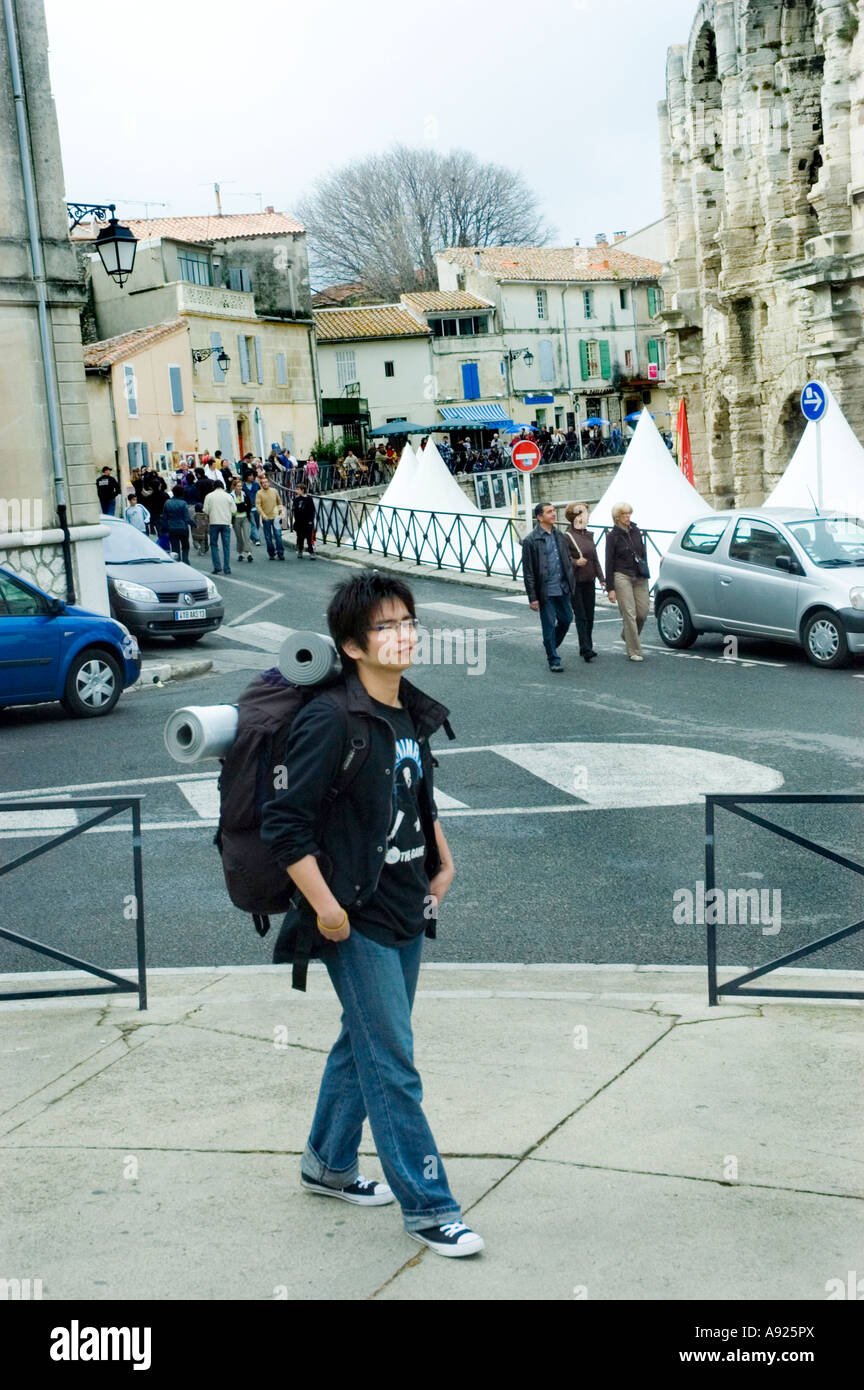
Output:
[{"xmin": 659, "ymin": 0, "xmax": 864, "ymax": 507}]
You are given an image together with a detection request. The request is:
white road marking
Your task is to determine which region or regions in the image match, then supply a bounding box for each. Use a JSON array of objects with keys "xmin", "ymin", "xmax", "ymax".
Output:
[
  {"xmin": 637, "ymin": 642, "xmax": 787, "ymax": 669},
  {"xmin": 0, "ymin": 771, "xmax": 218, "ymax": 801},
  {"xmin": 433, "ymin": 789, "xmax": 469, "ymax": 810},
  {"xmin": 177, "ymin": 779, "xmax": 220, "ymax": 819},
  {"xmin": 209, "ymin": 574, "xmax": 273, "ymax": 594},
  {"xmin": 0, "ymin": 808, "xmax": 78, "ymax": 832},
  {"xmin": 418, "ymin": 602, "xmax": 510, "ymax": 621},
  {"xmin": 226, "ymin": 592, "xmax": 285, "ymax": 627},
  {"xmin": 216, "ymin": 621, "xmax": 296, "ymax": 651}
]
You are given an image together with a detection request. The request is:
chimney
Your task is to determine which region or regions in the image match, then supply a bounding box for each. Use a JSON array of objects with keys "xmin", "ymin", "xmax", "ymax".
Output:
[
  {"xmin": 574, "ymin": 237, "xmax": 581, "ymax": 247},
  {"xmin": 595, "ymin": 232, "xmax": 608, "ymax": 247},
  {"xmin": 265, "ymin": 205, "xmax": 275, "ymax": 214},
  {"xmin": 614, "ymin": 230, "xmax": 627, "ymax": 243},
  {"xmin": 473, "ymin": 250, "xmax": 482, "ymax": 269}
]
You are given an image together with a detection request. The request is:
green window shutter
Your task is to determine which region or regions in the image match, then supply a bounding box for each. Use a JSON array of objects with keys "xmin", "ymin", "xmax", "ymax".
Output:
[
  {"xmin": 579, "ymin": 340, "xmax": 590, "ymax": 380},
  {"xmin": 599, "ymin": 340, "xmax": 611, "ymax": 379},
  {"xmin": 253, "ymin": 336, "xmax": 264, "ymax": 384},
  {"xmin": 648, "ymin": 339, "xmax": 660, "ymax": 366},
  {"xmin": 237, "ymin": 334, "xmax": 250, "ymax": 384}
]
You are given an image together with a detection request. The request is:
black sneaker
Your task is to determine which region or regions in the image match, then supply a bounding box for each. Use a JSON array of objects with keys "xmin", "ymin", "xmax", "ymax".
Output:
[
  {"xmin": 548, "ymin": 662, "xmax": 564, "ymax": 674},
  {"xmin": 301, "ymin": 1174, "xmax": 395, "ymax": 1206},
  {"xmin": 408, "ymin": 1221, "xmax": 485, "ymax": 1257}
]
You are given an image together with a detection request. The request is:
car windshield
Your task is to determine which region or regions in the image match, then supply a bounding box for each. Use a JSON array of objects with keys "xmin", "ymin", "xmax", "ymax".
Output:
[
  {"xmin": 788, "ymin": 516, "xmax": 864, "ymax": 566},
  {"xmin": 103, "ymin": 521, "xmax": 172, "ymax": 565}
]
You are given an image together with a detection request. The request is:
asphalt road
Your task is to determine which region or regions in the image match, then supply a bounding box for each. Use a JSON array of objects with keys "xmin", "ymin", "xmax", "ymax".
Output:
[{"xmin": 1, "ymin": 541, "xmax": 862, "ymax": 979}]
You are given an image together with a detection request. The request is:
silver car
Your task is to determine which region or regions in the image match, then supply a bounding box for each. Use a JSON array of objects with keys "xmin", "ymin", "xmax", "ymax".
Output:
[{"xmin": 655, "ymin": 508, "xmax": 864, "ymax": 668}]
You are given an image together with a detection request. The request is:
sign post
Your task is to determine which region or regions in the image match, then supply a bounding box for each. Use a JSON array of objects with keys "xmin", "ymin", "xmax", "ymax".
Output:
[
  {"xmin": 511, "ymin": 437, "xmax": 542, "ymax": 531},
  {"xmin": 801, "ymin": 381, "xmax": 828, "ymax": 510}
]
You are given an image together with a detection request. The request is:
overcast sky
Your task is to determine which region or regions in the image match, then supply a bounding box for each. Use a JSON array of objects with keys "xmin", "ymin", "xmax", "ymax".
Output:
[{"xmin": 44, "ymin": 0, "xmax": 697, "ymax": 261}]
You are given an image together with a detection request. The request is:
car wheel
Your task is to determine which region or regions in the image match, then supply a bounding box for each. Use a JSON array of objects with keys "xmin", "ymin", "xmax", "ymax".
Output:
[
  {"xmin": 802, "ymin": 609, "xmax": 850, "ymax": 669},
  {"xmin": 172, "ymin": 632, "xmax": 205, "ymax": 644},
  {"xmin": 61, "ymin": 648, "xmax": 122, "ymax": 717},
  {"xmin": 656, "ymin": 595, "xmax": 698, "ymax": 649}
]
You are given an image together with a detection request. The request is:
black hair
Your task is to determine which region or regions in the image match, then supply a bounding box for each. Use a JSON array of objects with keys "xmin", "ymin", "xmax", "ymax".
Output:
[
  {"xmin": 327, "ymin": 571, "xmax": 416, "ymax": 671},
  {"xmin": 172, "ymin": 486, "xmax": 185, "ymax": 498},
  {"xmin": 533, "ymin": 502, "xmax": 547, "ymax": 519}
]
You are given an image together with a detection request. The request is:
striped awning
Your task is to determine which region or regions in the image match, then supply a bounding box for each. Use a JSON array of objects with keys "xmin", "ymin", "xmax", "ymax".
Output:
[{"xmin": 438, "ymin": 404, "xmax": 512, "ymax": 424}]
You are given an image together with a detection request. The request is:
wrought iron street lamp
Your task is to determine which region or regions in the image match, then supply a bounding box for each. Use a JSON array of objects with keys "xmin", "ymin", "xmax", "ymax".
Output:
[
  {"xmin": 191, "ymin": 347, "xmax": 231, "ymax": 373},
  {"xmin": 67, "ymin": 203, "xmax": 137, "ymax": 286},
  {"xmin": 508, "ymin": 348, "xmax": 534, "ymax": 368}
]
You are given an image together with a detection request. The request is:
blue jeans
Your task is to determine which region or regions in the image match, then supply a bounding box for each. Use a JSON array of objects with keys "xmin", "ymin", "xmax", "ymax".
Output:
[
  {"xmin": 209, "ymin": 523, "xmax": 231, "ymax": 572},
  {"xmin": 249, "ymin": 508, "xmax": 261, "ymax": 542},
  {"xmin": 301, "ymin": 929, "xmax": 461, "ymax": 1233},
  {"xmin": 262, "ymin": 517, "xmax": 284, "ymax": 557},
  {"xmin": 539, "ymin": 592, "xmax": 573, "ymax": 664}
]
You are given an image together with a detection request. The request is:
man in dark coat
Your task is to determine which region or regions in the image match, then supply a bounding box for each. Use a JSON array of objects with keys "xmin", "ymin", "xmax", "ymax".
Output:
[
  {"xmin": 521, "ymin": 502, "xmax": 577, "ymax": 673},
  {"xmin": 292, "ymin": 483, "xmax": 317, "ymax": 559}
]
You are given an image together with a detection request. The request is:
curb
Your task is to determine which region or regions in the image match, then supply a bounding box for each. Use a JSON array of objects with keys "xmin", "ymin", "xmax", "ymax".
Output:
[
  {"xmin": 313, "ymin": 542, "xmax": 525, "ymax": 595},
  {"xmin": 134, "ymin": 658, "xmax": 213, "ymax": 688}
]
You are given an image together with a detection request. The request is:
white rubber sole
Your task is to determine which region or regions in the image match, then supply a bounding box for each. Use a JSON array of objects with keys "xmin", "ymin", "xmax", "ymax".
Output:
[
  {"xmin": 301, "ymin": 1177, "xmax": 395, "ymax": 1205},
  {"xmin": 407, "ymin": 1229, "xmax": 485, "ymax": 1257}
]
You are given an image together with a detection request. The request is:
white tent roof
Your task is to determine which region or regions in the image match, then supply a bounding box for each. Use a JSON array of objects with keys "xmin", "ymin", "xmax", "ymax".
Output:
[
  {"xmin": 590, "ymin": 408, "xmax": 712, "ymax": 534},
  {"xmin": 411, "ymin": 439, "xmax": 482, "ymax": 515},
  {"xmin": 378, "ymin": 443, "xmax": 419, "ymax": 509},
  {"xmin": 763, "ymin": 384, "xmax": 864, "ymax": 515}
]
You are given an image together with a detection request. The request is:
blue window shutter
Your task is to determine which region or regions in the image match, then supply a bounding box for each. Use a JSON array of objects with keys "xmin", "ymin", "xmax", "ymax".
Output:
[
  {"xmin": 210, "ymin": 331, "xmax": 225, "ymax": 383},
  {"xmin": 599, "ymin": 340, "xmax": 611, "ymax": 379},
  {"xmin": 579, "ymin": 341, "xmax": 590, "ymax": 380},
  {"xmin": 228, "ymin": 267, "xmax": 242, "ymax": 291},
  {"xmin": 217, "ymin": 417, "xmax": 234, "ymax": 460},
  {"xmin": 124, "ymin": 365, "xmax": 138, "ymax": 416},
  {"xmin": 169, "ymin": 365, "xmax": 184, "ymax": 414},
  {"xmin": 241, "ymin": 268, "xmax": 252, "ymax": 292},
  {"xmin": 462, "ymin": 363, "xmax": 480, "ymax": 399},
  {"xmin": 237, "ymin": 334, "xmax": 250, "ymax": 383},
  {"xmin": 539, "ymin": 340, "xmax": 555, "ymax": 383},
  {"xmin": 126, "ymin": 441, "xmax": 137, "ymax": 469},
  {"xmin": 253, "ymin": 336, "xmax": 264, "ymax": 384},
  {"xmin": 141, "ymin": 441, "xmax": 150, "ymax": 469},
  {"xmin": 276, "ymin": 352, "xmax": 288, "ymax": 385}
]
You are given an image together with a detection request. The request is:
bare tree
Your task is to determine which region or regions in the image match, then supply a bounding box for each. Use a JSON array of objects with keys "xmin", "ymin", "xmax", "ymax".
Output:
[{"xmin": 298, "ymin": 145, "xmax": 552, "ymax": 297}]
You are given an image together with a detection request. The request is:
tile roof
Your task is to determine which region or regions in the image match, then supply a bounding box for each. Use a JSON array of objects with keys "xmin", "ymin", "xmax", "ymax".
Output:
[
  {"xmin": 74, "ymin": 211, "xmax": 304, "ymax": 243},
  {"xmin": 437, "ymin": 245, "xmax": 662, "ymax": 282},
  {"xmin": 82, "ymin": 319, "xmax": 187, "ymax": 367},
  {"xmin": 400, "ymin": 290, "xmax": 494, "ymax": 312},
  {"xmin": 313, "ymin": 305, "xmax": 431, "ymax": 341},
  {"xmin": 311, "ymin": 282, "xmax": 373, "ymax": 307}
]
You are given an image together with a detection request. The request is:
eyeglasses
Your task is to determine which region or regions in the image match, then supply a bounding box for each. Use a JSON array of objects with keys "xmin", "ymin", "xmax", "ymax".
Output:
[{"xmin": 369, "ymin": 617, "xmax": 419, "ymax": 634}]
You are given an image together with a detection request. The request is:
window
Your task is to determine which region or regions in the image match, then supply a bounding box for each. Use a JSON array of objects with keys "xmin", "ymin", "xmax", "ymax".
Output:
[
  {"xmin": 579, "ymin": 340, "xmax": 611, "ymax": 380},
  {"xmin": 336, "ymin": 349, "xmax": 358, "ymax": 391},
  {"xmin": 178, "ymin": 251, "xmax": 212, "ymax": 286},
  {"xmin": 583, "ymin": 290, "xmax": 593, "ymax": 319},
  {"xmin": 123, "ymin": 364, "xmax": 138, "ymax": 418},
  {"xmin": 539, "ymin": 339, "xmax": 555, "ymax": 383},
  {"xmin": 681, "ymin": 517, "xmax": 730, "ymax": 554},
  {"xmin": 619, "ymin": 288, "xmax": 629, "ymax": 310},
  {"xmin": 648, "ymin": 286, "xmax": 663, "ymax": 316},
  {"xmin": 648, "ymin": 338, "xmax": 666, "ymax": 373},
  {"xmin": 624, "ymin": 349, "xmax": 633, "ymax": 369},
  {"xmin": 210, "ymin": 331, "xmax": 226, "ymax": 383},
  {"xmin": 461, "ymin": 362, "xmax": 480, "ymax": 399},
  {"xmin": 126, "ymin": 439, "xmax": 149, "ymax": 471},
  {"xmin": 168, "ymin": 365, "xmax": 184, "ymax": 414},
  {"xmin": 237, "ymin": 334, "xmax": 251, "ymax": 384},
  {"xmin": 458, "ymin": 317, "xmax": 475, "ymax": 336},
  {"xmin": 384, "ymin": 360, "xmax": 395, "ymax": 377},
  {"xmin": 728, "ymin": 518, "xmax": 795, "ymax": 569},
  {"xmin": 276, "ymin": 352, "xmax": 288, "ymax": 386},
  {"xmin": 227, "ymin": 266, "xmax": 253, "ymax": 292},
  {"xmin": 253, "ymin": 336, "xmax": 264, "ymax": 384},
  {"xmin": 536, "ymin": 289, "xmax": 547, "ymax": 320},
  {"xmin": 0, "ymin": 571, "xmax": 43, "ymax": 618}
]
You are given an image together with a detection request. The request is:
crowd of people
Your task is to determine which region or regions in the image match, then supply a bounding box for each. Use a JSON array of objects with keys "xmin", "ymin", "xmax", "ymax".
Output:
[{"xmin": 95, "ymin": 446, "xmax": 319, "ymax": 573}]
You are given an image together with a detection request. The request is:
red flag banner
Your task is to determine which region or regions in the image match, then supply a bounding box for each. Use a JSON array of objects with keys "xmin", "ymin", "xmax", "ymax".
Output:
[{"xmin": 676, "ymin": 399, "xmax": 694, "ymax": 485}]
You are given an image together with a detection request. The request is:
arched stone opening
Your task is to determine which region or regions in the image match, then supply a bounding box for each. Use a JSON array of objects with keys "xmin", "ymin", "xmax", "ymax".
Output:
[
  {"xmin": 767, "ymin": 391, "xmax": 807, "ymax": 492},
  {"xmin": 689, "ymin": 21, "xmax": 725, "ymax": 290},
  {"xmin": 708, "ymin": 394, "xmax": 735, "ymax": 506}
]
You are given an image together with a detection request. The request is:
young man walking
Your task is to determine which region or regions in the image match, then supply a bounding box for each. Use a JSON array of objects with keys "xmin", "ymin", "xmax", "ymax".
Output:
[
  {"xmin": 292, "ymin": 483, "xmax": 316, "ymax": 559},
  {"xmin": 260, "ymin": 572, "xmax": 484, "ymax": 1258},
  {"xmin": 256, "ymin": 476, "xmax": 285, "ymax": 560},
  {"xmin": 521, "ymin": 501, "xmax": 577, "ymax": 672}
]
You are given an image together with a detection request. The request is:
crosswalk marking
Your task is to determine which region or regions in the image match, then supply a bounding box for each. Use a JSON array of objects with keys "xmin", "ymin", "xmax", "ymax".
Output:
[
  {"xmin": 216, "ymin": 621, "xmax": 296, "ymax": 652},
  {"xmin": 0, "ymin": 808, "xmax": 79, "ymax": 832},
  {"xmin": 433, "ymin": 789, "xmax": 468, "ymax": 810},
  {"xmin": 418, "ymin": 602, "xmax": 510, "ymax": 621},
  {"xmin": 177, "ymin": 779, "xmax": 221, "ymax": 819}
]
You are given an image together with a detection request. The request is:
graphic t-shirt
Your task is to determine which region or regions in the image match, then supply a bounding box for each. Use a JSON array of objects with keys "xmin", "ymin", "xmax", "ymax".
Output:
[{"xmin": 352, "ymin": 700, "xmax": 431, "ymax": 949}]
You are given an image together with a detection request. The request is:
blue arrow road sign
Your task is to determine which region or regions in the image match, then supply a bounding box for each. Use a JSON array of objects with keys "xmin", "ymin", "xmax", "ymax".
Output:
[{"xmin": 801, "ymin": 381, "xmax": 827, "ymax": 422}]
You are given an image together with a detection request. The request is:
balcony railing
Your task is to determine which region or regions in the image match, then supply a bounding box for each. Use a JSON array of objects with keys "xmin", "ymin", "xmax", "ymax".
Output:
[{"xmin": 176, "ymin": 282, "xmax": 255, "ymax": 319}]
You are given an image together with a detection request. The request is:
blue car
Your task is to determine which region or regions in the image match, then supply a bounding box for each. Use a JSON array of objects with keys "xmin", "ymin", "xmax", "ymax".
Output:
[{"xmin": 0, "ymin": 565, "xmax": 141, "ymax": 717}]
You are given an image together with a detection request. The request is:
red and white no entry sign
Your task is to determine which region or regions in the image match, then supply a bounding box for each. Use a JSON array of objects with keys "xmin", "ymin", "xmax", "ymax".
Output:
[{"xmin": 511, "ymin": 439, "xmax": 541, "ymax": 472}]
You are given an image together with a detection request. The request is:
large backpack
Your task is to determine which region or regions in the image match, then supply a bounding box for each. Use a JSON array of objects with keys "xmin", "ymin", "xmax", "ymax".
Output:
[{"xmin": 214, "ymin": 667, "xmax": 368, "ymax": 938}]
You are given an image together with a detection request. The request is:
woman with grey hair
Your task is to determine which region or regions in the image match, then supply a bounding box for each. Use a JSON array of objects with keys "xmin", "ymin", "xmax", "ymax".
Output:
[{"xmin": 605, "ymin": 502, "xmax": 650, "ymax": 660}]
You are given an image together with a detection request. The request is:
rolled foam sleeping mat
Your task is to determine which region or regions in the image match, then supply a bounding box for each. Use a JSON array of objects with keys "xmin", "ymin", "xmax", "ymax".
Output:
[
  {"xmin": 278, "ymin": 629, "xmax": 341, "ymax": 686},
  {"xmin": 163, "ymin": 705, "xmax": 239, "ymax": 764}
]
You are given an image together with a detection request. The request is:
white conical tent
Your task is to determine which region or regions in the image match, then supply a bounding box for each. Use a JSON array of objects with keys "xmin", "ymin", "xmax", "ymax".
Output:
[
  {"xmin": 379, "ymin": 442, "xmax": 419, "ymax": 508},
  {"xmin": 763, "ymin": 384, "xmax": 864, "ymax": 515},
  {"xmin": 589, "ymin": 409, "xmax": 713, "ymax": 582},
  {"xmin": 412, "ymin": 439, "xmax": 482, "ymax": 514}
]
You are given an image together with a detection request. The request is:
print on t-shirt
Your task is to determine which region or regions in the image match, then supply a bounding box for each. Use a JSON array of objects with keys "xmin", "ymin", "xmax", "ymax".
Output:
[{"xmin": 385, "ymin": 734, "xmax": 426, "ymax": 866}]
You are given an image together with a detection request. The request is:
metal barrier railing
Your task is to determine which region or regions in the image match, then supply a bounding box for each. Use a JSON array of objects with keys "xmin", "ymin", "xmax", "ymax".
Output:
[
  {"xmin": 705, "ymin": 793, "xmax": 864, "ymax": 1005},
  {"xmin": 0, "ymin": 796, "xmax": 147, "ymax": 1009}
]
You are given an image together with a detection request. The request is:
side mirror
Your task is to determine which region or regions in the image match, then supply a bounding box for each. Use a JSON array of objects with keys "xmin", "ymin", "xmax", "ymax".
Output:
[
  {"xmin": 46, "ymin": 597, "xmax": 66, "ymax": 616},
  {"xmin": 775, "ymin": 554, "xmax": 802, "ymax": 575}
]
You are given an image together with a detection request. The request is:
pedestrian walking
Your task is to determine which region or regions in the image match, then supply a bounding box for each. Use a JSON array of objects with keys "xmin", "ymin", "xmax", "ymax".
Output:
[
  {"xmin": 292, "ymin": 483, "xmax": 316, "ymax": 559},
  {"xmin": 160, "ymin": 487, "xmax": 193, "ymax": 563},
  {"xmin": 230, "ymin": 478, "xmax": 254, "ymax": 563},
  {"xmin": 203, "ymin": 479, "xmax": 236, "ymax": 575},
  {"xmin": 124, "ymin": 489, "xmax": 150, "ymax": 534},
  {"xmin": 563, "ymin": 501, "xmax": 605, "ymax": 662},
  {"xmin": 521, "ymin": 502, "xmax": 577, "ymax": 673},
  {"xmin": 605, "ymin": 501, "xmax": 650, "ymax": 661},
  {"xmin": 260, "ymin": 572, "xmax": 484, "ymax": 1259},
  {"xmin": 96, "ymin": 466, "xmax": 121, "ymax": 516},
  {"xmin": 243, "ymin": 473, "xmax": 262, "ymax": 545},
  {"xmin": 256, "ymin": 476, "xmax": 285, "ymax": 560}
]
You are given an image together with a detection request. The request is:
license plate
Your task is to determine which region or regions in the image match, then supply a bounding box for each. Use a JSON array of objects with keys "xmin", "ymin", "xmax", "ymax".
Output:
[{"xmin": 174, "ymin": 608, "xmax": 206, "ymax": 621}]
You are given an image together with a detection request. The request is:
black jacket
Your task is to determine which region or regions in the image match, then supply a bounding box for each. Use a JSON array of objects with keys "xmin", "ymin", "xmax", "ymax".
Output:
[
  {"xmin": 260, "ymin": 669, "xmax": 449, "ymax": 921},
  {"xmin": 293, "ymin": 494, "xmax": 316, "ymax": 529},
  {"xmin": 521, "ymin": 524, "xmax": 577, "ymax": 605},
  {"xmin": 605, "ymin": 523, "xmax": 647, "ymax": 581}
]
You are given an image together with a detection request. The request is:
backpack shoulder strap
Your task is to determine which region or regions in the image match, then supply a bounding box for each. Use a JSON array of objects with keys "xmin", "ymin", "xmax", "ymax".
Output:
[{"xmin": 322, "ymin": 685, "xmax": 369, "ymax": 803}]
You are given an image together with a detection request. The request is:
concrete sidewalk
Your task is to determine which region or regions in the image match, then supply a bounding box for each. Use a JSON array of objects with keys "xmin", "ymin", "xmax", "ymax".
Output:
[{"xmin": 1, "ymin": 963, "xmax": 861, "ymax": 1302}]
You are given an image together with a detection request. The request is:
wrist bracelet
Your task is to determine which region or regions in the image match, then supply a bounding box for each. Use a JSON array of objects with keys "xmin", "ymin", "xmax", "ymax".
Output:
[{"xmin": 317, "ymin": 910, "xmax": 348, "ymax": 935}]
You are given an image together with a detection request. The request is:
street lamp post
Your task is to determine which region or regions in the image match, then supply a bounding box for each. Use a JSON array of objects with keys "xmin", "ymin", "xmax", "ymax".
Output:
[
  {"xmin": 191, "ymin": 347, "xmax": 231, "ymax": 374},
  {"xmin": 506, "ymin": 347, "xmax": 534, "ymax": 427},
  {"xmin": 67, "ymin": 203, "xmax": 138, "ymax": 286}
]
